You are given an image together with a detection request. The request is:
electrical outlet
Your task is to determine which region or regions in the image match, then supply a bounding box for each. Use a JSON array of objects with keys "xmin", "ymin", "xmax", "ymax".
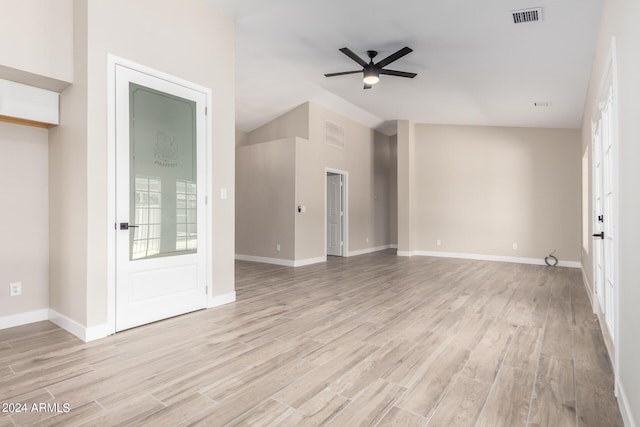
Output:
[
  {"xmin": 276, "ymin": 243, "xmax": 281, "ymax": 252},
  {"xmin": 437, "ymin": 239, "xmax": 442, "ymax": 246},
  {"xmin": 513, "ymin": 243, "xmax": 518, "ymax": 250},
  {"xmin": 366, "ymin": 237, "xmax": 369, "ymax": 243},
  {"xmin": 10, "ymin": 282, "xmax": 22, "ymax": 296}
]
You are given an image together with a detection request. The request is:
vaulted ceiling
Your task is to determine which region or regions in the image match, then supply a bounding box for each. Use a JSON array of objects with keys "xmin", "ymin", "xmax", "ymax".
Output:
[{"xmin": 206, "ymin": 0, "xmax": 601, "ymax": 135}]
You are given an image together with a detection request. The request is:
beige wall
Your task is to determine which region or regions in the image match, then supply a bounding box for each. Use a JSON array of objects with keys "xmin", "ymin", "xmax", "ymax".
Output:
[
  {"xmin": 48, "ymin": 0, "xmax": 89, "ymax": 325},
  {"xmin": 241, "ymin": 102, "xmax": 392, "ymax": 262},
  {"xmin": 248, "ymin": 103, "xmax": 309, "ymax": 144},
  {"xmin": 0, "ymin": 123, "xmax": 49, "ymax": 317},
  {"xmin": 294, "ymin": 102, "xmax": 392, "ymax": 260},
  {"xmin": 396, "ymin": 120, "xmax": 415, "ymax": 254},
  {"xmin": 581, "ymin": 0, "xmax": 640, "ymax": 420},
  {"xmin": 389, "ymin": 135, "xmax": 398, "ymax": 245},
  {"xmin": 235, "ymin": 129, "xmax": 249, "ymax": 147},
  {"xmin": 373, "ymin": 131, "xmax": 391, "ymax": 248},
  {"xmin": 86, "ymin": 0, "xmax": 235, "ymax": 326},
  {"xmin": 0, "ymin": 0, "xmax": 73, "ymax": 87},
  {"xmin": 48, "ymin": 0, "xmax": 236, "ymax": 329},
  {"xmin": 236, "ymin": 138, "xmax": 296, "ymax": 260},
  {"xmin": 412, "ymin": 124, "xmax": 581, "ymax": 262}
]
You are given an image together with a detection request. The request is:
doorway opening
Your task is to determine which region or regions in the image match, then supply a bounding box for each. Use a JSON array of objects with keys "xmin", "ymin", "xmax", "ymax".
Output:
[{"xmin": 325, "ymin": 169, "xmax": 348, "ymax": 257}]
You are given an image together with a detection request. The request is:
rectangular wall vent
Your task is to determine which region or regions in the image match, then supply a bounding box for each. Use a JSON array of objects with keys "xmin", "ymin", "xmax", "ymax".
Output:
[
  {"xmin": 534, "ymin": 101, "xmax": 552, "ymax": 107},
  {"xmin": 325, "ymin": 121, "xmax": 345, "ymax": 149},
  {"xmin": 512, "ymin": 8, "xmax": 542, "ymax": 24}
]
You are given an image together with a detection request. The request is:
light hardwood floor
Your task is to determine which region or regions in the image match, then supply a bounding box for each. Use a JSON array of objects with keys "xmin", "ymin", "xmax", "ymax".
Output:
[{"xmin": 0, "ymin": 251, "xmax": 623, "ymax": 426}]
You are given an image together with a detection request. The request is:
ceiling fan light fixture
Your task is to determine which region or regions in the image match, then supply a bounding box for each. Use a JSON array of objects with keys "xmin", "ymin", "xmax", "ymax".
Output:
[{"xmin": 363, "ymin": 68, "xmax": 379, "ymax": 85}]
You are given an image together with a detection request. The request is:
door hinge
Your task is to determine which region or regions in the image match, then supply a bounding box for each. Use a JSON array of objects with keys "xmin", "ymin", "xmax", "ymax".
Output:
[
  {"xmin": 205, "ymin": 285, "xmax": 208, "ymax": 294},
  {"xmin": 205, "ymin": 106, "xmax": 208, "ymax": 115},
  {"xmin": 205, "ymin": 196, "xmax": 208, "ymax": 205},
  {"xmin": 598, "ymin": 214, "xmax": 604, "ymax": 222}
]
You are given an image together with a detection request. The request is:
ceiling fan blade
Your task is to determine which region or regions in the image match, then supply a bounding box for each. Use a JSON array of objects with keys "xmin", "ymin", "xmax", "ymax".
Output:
[
  {"xmin": 364, "ymin": 83, "xmax": 372, "ymax": 89},
  {"xmin": 339, "ymin": 47, "xmax": 369, "ymax": 68},
  {"xmin": 379, "ymin": 69, "xmax": 417, "ymax": 78},
  {"xmin": 375, "ymin": 47, "xmax": 413, "ymax": 69},
  {"xmin": 325, "ymin": 70, "xmax": 362, "ymax": 77}
]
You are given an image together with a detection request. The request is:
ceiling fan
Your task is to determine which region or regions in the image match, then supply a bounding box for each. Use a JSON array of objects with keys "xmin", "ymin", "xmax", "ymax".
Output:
[{"xmin": 324, "ymin": 47, "xmax": 417, "ymax": 89}]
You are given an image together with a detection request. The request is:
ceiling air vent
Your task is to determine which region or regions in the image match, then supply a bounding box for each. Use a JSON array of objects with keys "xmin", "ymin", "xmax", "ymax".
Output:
[
  {"xmin": 325, "ymin": 121, "xmax": 345, "ymax": 149},
  {"xmin": 512, "ymin": 8, "xmax": 542, "ymax": 24},
  {"xmin": 534, "ymin": 101, "xmax": 552, "ymax": 107}
]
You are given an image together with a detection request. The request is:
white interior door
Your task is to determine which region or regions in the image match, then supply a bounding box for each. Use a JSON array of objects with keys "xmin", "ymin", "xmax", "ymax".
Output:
[
  {"xmin": 327, "ymin": 173, "xmax": 343, "ymax": 256},
  {"xmin": 601, "ymin": 89, "xmax": 616, "ymax": 337},
  {"xmin": 115, "ymin": 65, "xmax": 207, "ymax": 332},
  {"xmin": 592, "ymin": 85, "xmax": 616, "ymax": 343},
  {"xmin": 593, "ymin": 121, "xmax": 605, "ymax": 312}
]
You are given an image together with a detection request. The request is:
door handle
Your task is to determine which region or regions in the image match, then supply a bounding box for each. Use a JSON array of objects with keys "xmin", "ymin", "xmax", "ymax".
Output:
[
  {"xmin": 592, "ymin": 232, "xmax": 604, "ymax": 239},
  {"xmin": 119, "ymin": 222, "xmax": 139, "ymax": 230}
]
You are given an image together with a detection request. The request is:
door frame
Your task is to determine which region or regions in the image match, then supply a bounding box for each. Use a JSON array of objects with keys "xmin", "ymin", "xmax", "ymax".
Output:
[
  {"xmin": 590, "ymin": 37, "xmax": 620, "ymax": 392},
  {"xmin": 106, "ymin": 55, "xmax": 213, "ymax": 335},
  {"xmin": 324, "ymin": 167, "xmax": 348, "ymax": 257}
]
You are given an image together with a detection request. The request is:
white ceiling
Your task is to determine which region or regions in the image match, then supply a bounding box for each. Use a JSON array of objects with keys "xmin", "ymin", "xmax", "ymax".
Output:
[{"xmin": 205, "ymin": 0, "xmax": 602, "ymax": 135}]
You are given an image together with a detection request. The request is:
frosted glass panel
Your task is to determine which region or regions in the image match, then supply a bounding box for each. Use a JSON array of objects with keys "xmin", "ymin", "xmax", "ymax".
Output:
[{"xmin": 129, "ymin": 83, "xmax": 197, "ymax": 260}]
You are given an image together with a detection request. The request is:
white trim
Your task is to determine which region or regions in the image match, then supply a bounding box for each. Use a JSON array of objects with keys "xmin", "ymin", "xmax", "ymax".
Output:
[
  {"xmin": 617, "ymin": 381, "xmax": 638, "ymax": 427},
  {"xmin": 294, "ymin": 256, "xmax": 327, "ymax": 267},
  {"xmin": 48, "ymin": 310, "xmax": 109, "ymax": 342},
  {"xmin": 0, "ymin": 309, "xmax": 49, "ymax": 330},
  {"xmin": 399, "ymin": 250, "xmax": 581, "ymax": 268},
  {"xmin": 235, "ymin": 254, "xmax": 327, "ymax": 268},
  {"xmin": 0, "ymin": 79, "xmax": 59, "ymax": 125},
  {"xmin": 106, "ymin": 54, "xmax": 213, "ymax": 335},
  {"xmin": 107, "ymin": 55, "xmax": 117, "ymax": 335},
  {"xmin": 236, "ymin": 254, "xmax": 295, "ymax": 267},
  {"xmin": 348, "ymin": 245, "xmax": 395, "ymax": 257},
  {"xmin": 610, "ymin": 36, "xmax": 621, "ymax": 395},
  {"xmin": 208, "ymin": 292, "xmax": 236, "ymax": 308},
  {"xmin": 324, "ymin": 167, "xmax": 349, "ymax": 258},
  {"xmin": 581, "ymin": 267, "xmax": 594, "ymax": 308},
  {"xmin": 389, "ymin": 244, "xmax": 398, "ymax": 249}
]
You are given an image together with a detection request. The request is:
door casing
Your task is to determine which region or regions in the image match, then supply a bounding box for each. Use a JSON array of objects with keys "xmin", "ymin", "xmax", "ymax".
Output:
[
  {"xmin": 324, "ymin": 168, "xmax": 348, "ymax": 258},
  {"xmin": 106, "ymin": 55, "xmax": 213, "ymax": 335}
]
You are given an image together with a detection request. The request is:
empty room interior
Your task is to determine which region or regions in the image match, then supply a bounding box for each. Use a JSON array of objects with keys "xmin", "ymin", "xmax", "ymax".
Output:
[{"xmin": 1, "ymin": 0, "xmax": 640, "ymax": 425}]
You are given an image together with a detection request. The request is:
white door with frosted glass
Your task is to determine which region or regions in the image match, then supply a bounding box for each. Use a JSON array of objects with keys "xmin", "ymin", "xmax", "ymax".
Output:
[
  {"xmin": 115, "ymin": 65, "xmax": 207, "ymax": 332},
  {"xmin": 327, "ymin": 173, "xmax": 343, "ymax": 256},
  {"xmin": 592, "ymin": 85, "xmax": 616, "ymax": 343},
  {"xmin": 593, "ymin": 122, "xmax": 605, "ymax": 312}
]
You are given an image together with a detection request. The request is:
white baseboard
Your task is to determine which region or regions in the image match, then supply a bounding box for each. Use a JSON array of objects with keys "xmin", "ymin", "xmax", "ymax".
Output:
[
  {"xmin": 348, "ymin": 245, "xmax": 394, "ymax": 257},
  {"xmin": 4, "ymin": 295, "xmax": 237, "ymax": 343},
  {"xmin": 208, "ymin": 291, "xmax": 236, "ymax": 308},
  {"xmin": 236, "ymin": 254, "xmax": 295, "ymax": 267},
  {"xmin": 581, "ymin": 266, "xmax": 594, "ymax": 307},
  {"xmin": 236, "ymin": 254, "xmax": 326, "ymax": 268},
  {"xmin": 293, "ymin": 256, "xmax": 326, "ymax": 267},
  {"xmin": 0, "ymin": 309, "xmax": 49, "ymax": 330},
  {"xmin": 618, "ymin": 381, "xmax": 637, "ymax": 427},
  {"xmin": 389, "ymin": 244, "xmax": 398, "ymax": 249},
  {"xmin": 48, "ymin": 309, "xmax": 108, "ymax": 342},
  {"xmin": 398, "ymin": 250, "xmax": 581, "ymax": 268}
]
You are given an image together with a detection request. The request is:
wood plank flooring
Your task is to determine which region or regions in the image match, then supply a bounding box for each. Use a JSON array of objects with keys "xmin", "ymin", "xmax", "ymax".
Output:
[{"xmin": 0, "ymin": 251, "xmax": 623, "ymax": 426}]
